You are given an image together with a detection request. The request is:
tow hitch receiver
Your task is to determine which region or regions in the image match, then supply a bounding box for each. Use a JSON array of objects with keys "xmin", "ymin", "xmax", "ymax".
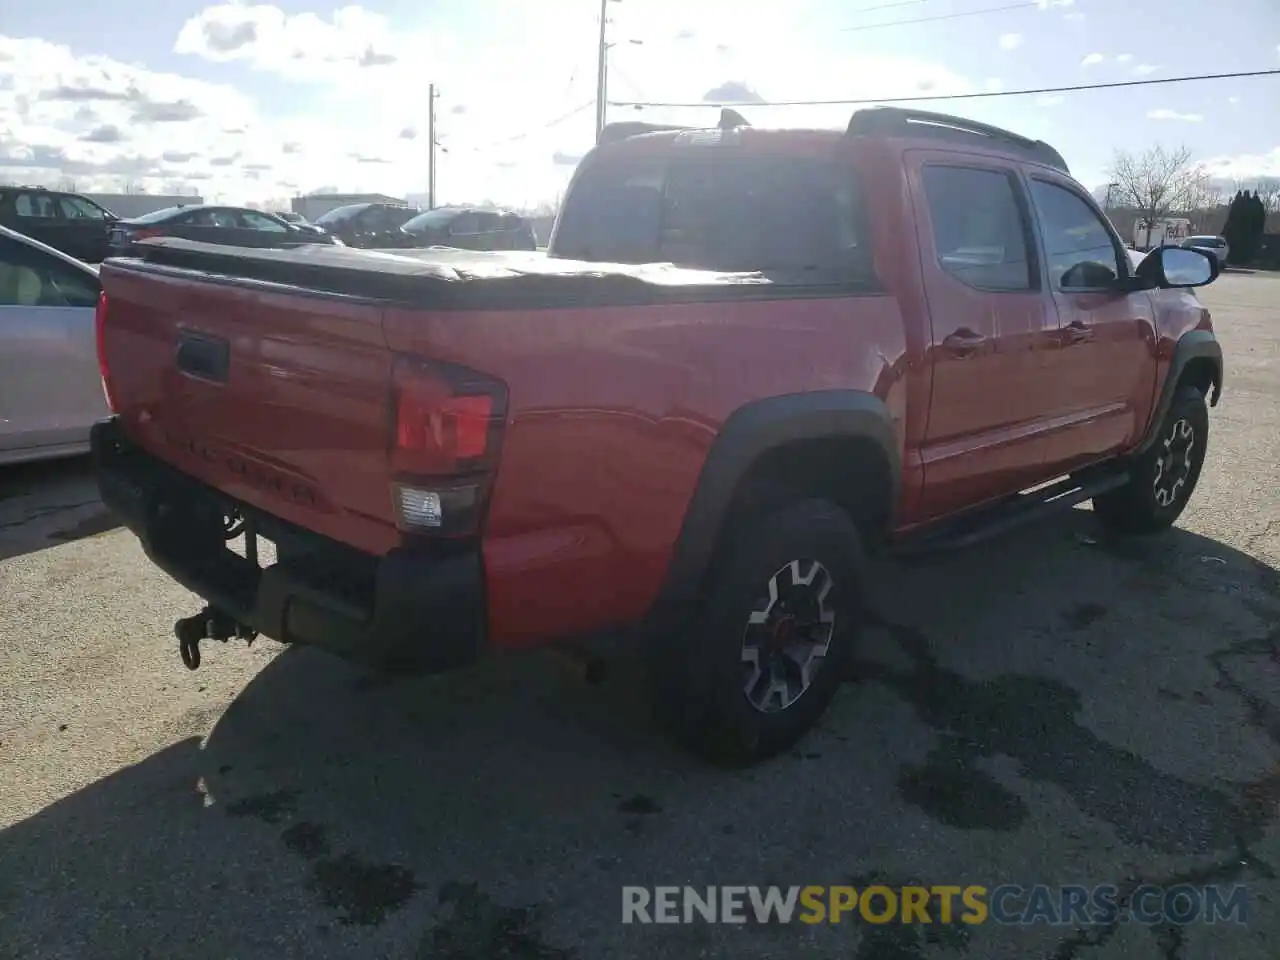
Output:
[{"xmin": 174, "ymin": 606, "xmax": 258, "ymax": 670}]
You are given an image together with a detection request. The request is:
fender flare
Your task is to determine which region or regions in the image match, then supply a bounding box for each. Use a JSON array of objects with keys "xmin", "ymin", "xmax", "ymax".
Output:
[
  {"xmin": 646, "ymin": 390, "xmax": 900, "ymax": 626},
  {"xmin": 1135, "ymin": 330, "xmax": 1223, "ymax": 456}
]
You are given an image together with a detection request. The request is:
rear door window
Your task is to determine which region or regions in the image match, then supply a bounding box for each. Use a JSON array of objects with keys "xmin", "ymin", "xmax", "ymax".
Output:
[
  {"xmin": 15, "ymin": 193, "xmax": 61, "ymax": 219},
  {"xmin": 449, "ymin": 212, "xmax": 480, "ymax": 235},
  {"xmin": 239, "ymin": 211, "xmax": 289, "ymax": 232},
  {"xmin": 921, "ymin": 165, "xmax": 1034, "ymax": 291}
]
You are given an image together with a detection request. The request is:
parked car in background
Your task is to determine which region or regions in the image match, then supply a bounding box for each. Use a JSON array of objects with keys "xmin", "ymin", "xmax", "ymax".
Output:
[
  {"xmin": 312, "ymin": 202, "xmax": 419, "ymax": 248},
  {"xmin": 0, "ymin": 224, "xmax": 106, "ymax": 465},
  {"xmin": 108, "ymin": 205, "xmax": 341, "ymax": 256},
  {"xmin": 1181, "ymin": 235, "xmax": 1229, "ymax": 266},
  {"xmin": 400, "ymin": 206, "xmax": 538, "ymax": 251},
  {"xmin": 0, "ymin": 186, "xmax": 118, "ymax": 263}
]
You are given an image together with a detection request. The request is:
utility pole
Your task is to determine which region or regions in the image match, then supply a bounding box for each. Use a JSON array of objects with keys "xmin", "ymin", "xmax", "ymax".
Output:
[
  {"xmin": 594, "ymin": 0, "xmax": 609, "ymax": 143},
  {"xmin": 427, "ymin": 83, "xmax": 437, "ymax": 210}
]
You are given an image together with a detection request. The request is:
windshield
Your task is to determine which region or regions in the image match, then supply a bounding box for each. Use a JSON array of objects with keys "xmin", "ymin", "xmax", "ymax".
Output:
[
  {"xmin": 314, "ymin": 204, "xmax": 369, "ymax": 226},
  {"xmin": 401, "ymin": 208, "xmax": 458, "ymax": 233},
  {"xmin": 129, "ymin": 205, "xmax": 188, "ymax": 224}
]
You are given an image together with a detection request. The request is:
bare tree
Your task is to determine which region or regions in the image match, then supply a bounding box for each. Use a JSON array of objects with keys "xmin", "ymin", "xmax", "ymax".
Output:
[
  {"xmin": 1255, "ymin": 177, "xmax": 1280, "ymax": 213},
  {"xmin": 1110, "ymin": 145, "xmax": 1209, "ymax": 247}
]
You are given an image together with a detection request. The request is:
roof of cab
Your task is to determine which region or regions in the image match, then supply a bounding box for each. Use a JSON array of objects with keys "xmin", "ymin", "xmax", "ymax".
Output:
[{"xmin": 595, "ymin": 105, "xmax": 1069, "ymax": 173}]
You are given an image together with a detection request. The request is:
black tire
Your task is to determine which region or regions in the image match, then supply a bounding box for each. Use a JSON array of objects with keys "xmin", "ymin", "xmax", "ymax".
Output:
[
  {"xmin": 1092, "ymin": 386, "xmax": 1209, "ymax": 535},
  {"xmin": 650, "ymin": 498, "xmax": 866, "ymax": 766}
]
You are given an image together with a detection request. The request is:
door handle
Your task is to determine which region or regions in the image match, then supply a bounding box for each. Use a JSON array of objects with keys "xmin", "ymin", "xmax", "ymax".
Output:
[
  {"xmin": 1061, "ymin": 320, "xmax": 1094, "ymax": 345},
  {"xmin": 941, "ymin": 327, "xmax": 988, "ymax": 358}
]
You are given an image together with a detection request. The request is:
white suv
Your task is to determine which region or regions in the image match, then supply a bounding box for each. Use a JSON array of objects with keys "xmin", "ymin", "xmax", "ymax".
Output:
[{"xmin": 1181, "ymin": 235, "xmax": 1229, "ymax": 266}]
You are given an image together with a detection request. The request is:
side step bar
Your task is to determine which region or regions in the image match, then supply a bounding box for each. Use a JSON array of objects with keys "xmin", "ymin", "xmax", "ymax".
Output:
[{"xmin": 889, "ymin": 467, "xmax": 1130, "ymax": 559}]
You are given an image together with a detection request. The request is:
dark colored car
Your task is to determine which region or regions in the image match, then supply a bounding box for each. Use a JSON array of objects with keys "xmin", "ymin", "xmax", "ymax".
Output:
[
  {"xmin": 107, "ymin": 205, "xmax": 340, "ymax": 256},
  {"xmin": 400, "ymin": 207, "xmax": 538, "ymax": 251},
  {"xmin": 93, "ymin": 106, "xmax": 1223, "ymax": 766},
  {"xmin": 311, "ymin": 202, "xmax": 419, "ymax": 248},
  {"xmin": 0, "ymin": 186, "xmax": 118, "ymax": 263}
]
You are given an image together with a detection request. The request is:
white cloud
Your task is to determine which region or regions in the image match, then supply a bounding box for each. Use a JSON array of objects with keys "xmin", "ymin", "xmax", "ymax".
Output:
[
  {"xmin": 1200, "ymin": 147, "xmax": 1280, "ymax": 180},
  {"xmin": 1228, "ymin": 96, "xmax": 1241, "ymax": 105},
  {"xmin": 1037, "ymin": 94, "xmax": 1066, "ymax": 108},
  {"xmin": 984, "ymin": 78, "xmax": 1005, "ymax": 92},
  {"xmin": 1133, "ymin": 63, "xmax": 1160, "ymax": 76},
  {"xmin": 1147, "ymin": 108, "xmax": 1203, "ymax": 122},
  {"xmin": 1081, "ymin": 53, "xmax": 1105, "ymax": 67},
  {"xmin": 173, "ymin": 4, "xmax": 412, "ymax": 82},
  {"xmin": 998, "ymin": 33, "xmax": 1023, "ymax": 51},
  {"xmin": 1064, "ymin": 11, "xmax": 1085, "ymax": 20},
  {"xmin": 1035, "ymin": 0, "xmax": 1074, "ymax": 8},
  {"xmin": 0, "ymin": 34, "xmax": 265, "ymax": 195},
  {"xmin": 1115, "ymin": 53, "xmax": 1133, "ymax": 63}
]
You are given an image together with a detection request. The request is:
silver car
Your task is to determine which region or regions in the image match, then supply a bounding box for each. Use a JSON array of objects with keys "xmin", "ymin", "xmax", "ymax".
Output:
[
  {"xmin": 1181, "ymin": 235, "xmax": 1229, "ymax": 266},
  {"xmin": 0, "ymin": 224, "xmax": 107, "ymax": 465}
]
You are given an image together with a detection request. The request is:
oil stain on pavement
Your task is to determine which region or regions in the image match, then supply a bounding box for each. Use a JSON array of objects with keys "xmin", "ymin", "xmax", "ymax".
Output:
[
  {"xmin": 421, "ymin": 881, "xmax": 574, "ymax": 960},
  {"xmin": 862, "ymin": 610, "xmax": 1247, "ymax": 855}
]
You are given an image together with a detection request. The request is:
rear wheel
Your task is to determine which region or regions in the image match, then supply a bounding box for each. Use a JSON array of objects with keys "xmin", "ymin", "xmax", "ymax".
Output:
[
  {"xmin": 1092, "ymin": 386, "xmax": 1209, "ymax": 535},
  {"xmin": 651, "ymin": 499, "xmax": 866, "ymax": 766}
]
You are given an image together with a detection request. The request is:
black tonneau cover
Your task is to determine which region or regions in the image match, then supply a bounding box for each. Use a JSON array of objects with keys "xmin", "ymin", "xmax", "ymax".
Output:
[{"xmin": 118, "ymin": 237, "xmax": 777, "ymax": 310}]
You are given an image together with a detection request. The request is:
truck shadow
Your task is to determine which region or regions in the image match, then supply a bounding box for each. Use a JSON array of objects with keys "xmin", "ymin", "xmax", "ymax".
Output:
[
  {"xmin": 1, "ymin": 508, "xmax": 1277, "ymax": 958},
  {"xmin": 0, "ymin": 456, "xmax": 120, "ymax": 562}
]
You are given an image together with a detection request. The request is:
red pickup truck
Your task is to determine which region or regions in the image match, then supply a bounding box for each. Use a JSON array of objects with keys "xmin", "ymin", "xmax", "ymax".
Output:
[{"xmin": 91, "ymin": 107, "xmax": 1224, "ymax": 765}]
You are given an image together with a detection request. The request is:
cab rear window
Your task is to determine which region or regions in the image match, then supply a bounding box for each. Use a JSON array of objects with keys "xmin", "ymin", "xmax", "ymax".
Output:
[{"xmin": 550, "ymin": 151, "xmax": 873, "ymax": 283}]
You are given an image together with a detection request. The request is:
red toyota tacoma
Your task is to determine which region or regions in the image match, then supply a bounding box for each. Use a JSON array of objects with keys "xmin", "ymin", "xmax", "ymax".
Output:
[{"xmin": 91, "ymin": 107, "xmax": 1224, "ymax": 765}]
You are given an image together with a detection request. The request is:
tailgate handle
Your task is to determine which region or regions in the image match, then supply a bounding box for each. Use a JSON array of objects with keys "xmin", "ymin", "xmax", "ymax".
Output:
[{"xmin": 176, "ymin": 331, "xmax": 230, "ymax": 383}]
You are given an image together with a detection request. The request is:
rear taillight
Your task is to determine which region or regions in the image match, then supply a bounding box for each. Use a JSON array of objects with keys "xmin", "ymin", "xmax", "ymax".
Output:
[
  {"xmin": 389, "ymin": 356, "xmax": 507, "ymax": 536},
  {"xmin": 94, "ymin": 290, "xmax": 118, "ymax": 413}
]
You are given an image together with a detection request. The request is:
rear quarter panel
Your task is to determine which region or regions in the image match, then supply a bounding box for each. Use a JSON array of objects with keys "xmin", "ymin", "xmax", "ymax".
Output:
[{"xmin": 384, "ymin": 288, "xmax": 912, "ymax": 648}]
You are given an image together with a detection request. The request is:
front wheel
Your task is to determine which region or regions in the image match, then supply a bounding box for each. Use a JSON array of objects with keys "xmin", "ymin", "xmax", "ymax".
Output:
[
  {"xmin": 651, "ymin": 499, "xmax": 866, "ymax": 766},
  {"xmin": 1092, "ymin": 386, "xmax": 1209, "ymax": 535}
]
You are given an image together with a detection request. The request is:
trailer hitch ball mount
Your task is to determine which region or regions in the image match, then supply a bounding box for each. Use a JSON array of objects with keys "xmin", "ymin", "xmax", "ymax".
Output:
[{"xmin": 174, "ymin": 606, "xmax": 258, "ymax": 670}]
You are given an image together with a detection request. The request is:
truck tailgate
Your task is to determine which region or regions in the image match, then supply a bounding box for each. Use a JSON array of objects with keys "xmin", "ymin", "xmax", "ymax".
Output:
[{"xmin": 99, "ymin": 262, "xmax": 400, "ymax": 556}]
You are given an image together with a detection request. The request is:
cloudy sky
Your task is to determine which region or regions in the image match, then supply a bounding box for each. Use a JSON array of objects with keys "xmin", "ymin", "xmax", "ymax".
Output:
[{"xmin": 1, "ymin": 0, "xmax": 1278, "ymax": 208}]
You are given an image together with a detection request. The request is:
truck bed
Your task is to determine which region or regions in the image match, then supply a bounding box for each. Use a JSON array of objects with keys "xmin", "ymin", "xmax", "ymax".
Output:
[{"xmin": 126, "ymin": 237, "xmax": 775, "ymax": 307}]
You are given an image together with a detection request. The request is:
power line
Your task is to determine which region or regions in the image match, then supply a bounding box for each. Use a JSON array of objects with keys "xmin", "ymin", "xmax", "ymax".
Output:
[
  {"xmin": 839, "ymin": 1, "xmax": 1038, "ymax": 32},
  {"xmin": 608, "ymin": 68, "xmax": 1280, "ymax": 109},
  {"xmin": 847, "ymin": 0, "xmax": 934, "ymax": 13},
  {"xmin": 474, "ymin": 101, "xmax": 594, "ymax": 152}
]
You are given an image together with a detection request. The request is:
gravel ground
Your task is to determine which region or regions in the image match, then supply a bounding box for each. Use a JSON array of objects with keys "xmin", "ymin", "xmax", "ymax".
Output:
[{"xmin": 1, "ymin": 273, "xmax": 1277, "ymax": 960}]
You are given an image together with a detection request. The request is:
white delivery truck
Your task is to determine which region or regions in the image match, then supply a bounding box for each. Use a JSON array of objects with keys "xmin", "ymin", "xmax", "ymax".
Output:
[{"xmin": 1133, "ymin": 217, "xmax": 1192, "ymax": 251}]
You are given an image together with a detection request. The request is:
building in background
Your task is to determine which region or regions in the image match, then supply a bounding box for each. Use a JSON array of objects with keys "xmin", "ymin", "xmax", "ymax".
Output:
[
  {"xmin": 83, "ymin": 193, "xmax": 203, "ymax": 218},
  {"xmin": 291, "ymin": 191, "xmax": 408, "ymax": 221}
]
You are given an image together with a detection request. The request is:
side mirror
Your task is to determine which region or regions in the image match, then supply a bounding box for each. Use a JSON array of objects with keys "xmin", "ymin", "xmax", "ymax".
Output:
[{"xmin": 1135, "ymin": 245, "xmax": 1218, "ymax": 290}]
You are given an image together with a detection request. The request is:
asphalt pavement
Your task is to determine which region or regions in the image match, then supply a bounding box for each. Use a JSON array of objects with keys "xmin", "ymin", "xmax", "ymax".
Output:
[{"xmin": 1, "ymin": 274, "xmax": 1278, "ymax": 959}]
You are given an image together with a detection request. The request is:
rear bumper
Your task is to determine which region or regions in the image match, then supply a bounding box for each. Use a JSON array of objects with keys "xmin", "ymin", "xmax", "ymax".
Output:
[{"xmin": 91, "ymin": 417, "xmax": 484, "ymax": 674}]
